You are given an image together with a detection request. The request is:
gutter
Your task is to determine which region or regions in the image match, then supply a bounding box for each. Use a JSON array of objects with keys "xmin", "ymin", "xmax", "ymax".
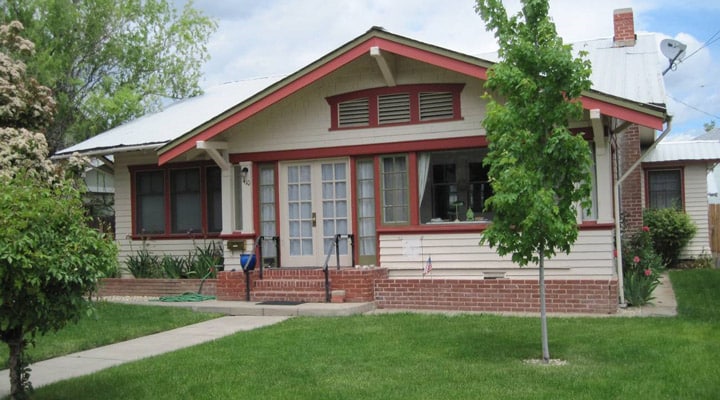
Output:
[
  {"xmin": 50, "ymin": 143, "xmax": 164, "ymax": 160},
  {"xmin": 614, "ymin": 118, "xmax": 672, "ymax": 306}
]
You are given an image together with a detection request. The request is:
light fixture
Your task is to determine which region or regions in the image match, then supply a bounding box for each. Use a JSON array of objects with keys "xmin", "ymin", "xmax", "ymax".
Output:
[{"xmin": 241, "ymin": 166, "xmax": 250, "ymax": 186}]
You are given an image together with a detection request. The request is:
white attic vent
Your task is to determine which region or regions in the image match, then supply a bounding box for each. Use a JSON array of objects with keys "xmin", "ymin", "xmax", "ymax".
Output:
[
  {"xmin": 338, "ymin": 98, "xmax": 369, "ymax": 127},
  {"xmin": 378, "ymin": 93, "xmax": 410, "ymax": 124},
  {"xmin": 419, "ymin": 92, "xmax": 454, "ymax": 121}
]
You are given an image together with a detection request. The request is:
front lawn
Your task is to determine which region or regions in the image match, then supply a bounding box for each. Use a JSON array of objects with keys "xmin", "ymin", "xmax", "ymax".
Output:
[
  {"xmin": 0, "ymin": 301, "xmax": 220, "ymax": 369},
  {"xmin": 30, "ymin": 270, "xmax": 720, "ymax": 399}
]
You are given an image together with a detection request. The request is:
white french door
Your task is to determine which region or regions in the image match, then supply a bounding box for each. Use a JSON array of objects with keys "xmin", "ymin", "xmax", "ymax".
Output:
[{"xmin": 279, "ymin": 159, "xmax": 351, "ymax": 267}]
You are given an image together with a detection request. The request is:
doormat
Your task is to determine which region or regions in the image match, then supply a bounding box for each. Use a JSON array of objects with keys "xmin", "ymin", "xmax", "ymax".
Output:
[{"xmin": 257, "ymin": 301, "xmax": 305, "ymax": 306}]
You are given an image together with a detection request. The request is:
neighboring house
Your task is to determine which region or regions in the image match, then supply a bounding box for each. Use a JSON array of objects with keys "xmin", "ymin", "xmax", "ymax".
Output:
[
  {"xmin": 54, "ymin": 9, "xmax": 669, "ymax": 313},
  {"xmin": 692, "ymin": 128, "xmax": 720, "ymax": 203}
]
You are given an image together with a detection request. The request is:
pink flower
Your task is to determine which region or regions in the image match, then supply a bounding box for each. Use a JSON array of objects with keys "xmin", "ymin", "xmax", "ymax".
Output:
[
  {"xmin": 642, "ymin": 226, "xmax": 650, "ymax": 232},
  {"xmin": 633, "ymin": 256, "xmax": 641, "ymax": 264},
  {"xmin": 644, "ymin": 268, "xmax": 652, "ymax": 277}
]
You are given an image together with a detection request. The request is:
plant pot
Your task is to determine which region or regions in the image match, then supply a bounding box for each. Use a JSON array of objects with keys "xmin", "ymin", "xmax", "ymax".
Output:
[{"xmin": 240, "ymin": 254, "xmax": 256, "ymax": 271}]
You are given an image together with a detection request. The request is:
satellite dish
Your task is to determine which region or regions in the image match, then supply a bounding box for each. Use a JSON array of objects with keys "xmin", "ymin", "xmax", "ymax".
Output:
[{"xmin": 660, "ymin": 39, "xmax": 687, "ymax": 75}]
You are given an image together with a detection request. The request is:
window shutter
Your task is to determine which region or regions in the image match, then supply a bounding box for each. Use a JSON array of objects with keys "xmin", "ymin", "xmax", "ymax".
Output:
[
  {"xmin": 419, "ymin": 92, "xmax": 454, "ymax": 121},
  {"xmin": 378, "ymin": 93, "xmax": 411, "ymax": 124},
  {"xmin": 338, "ymin": 98, "xmax": 369, "ymax": 127}
]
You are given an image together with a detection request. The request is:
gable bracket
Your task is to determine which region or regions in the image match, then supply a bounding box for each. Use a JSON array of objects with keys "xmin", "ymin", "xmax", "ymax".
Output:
[
  {"xmin": 196, "ymin": 140, "xmax": 230, "ymax": 170},
  {"xmin": 370, "ymin": 46, "xmax": 396, "ymax": 87}
]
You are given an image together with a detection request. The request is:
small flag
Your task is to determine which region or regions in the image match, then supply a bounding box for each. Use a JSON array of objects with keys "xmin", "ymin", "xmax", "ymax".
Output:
[{"xmin": 423, "ymin": 256, "xmax": 432, "ymax": 275}]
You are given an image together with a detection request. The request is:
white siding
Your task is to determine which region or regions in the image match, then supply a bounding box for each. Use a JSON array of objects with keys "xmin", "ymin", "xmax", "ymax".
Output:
[
  {"xmin": 379, "ymin": 229, "xmax": 615, "ymax": 280},
  {"xmin": 683, "ymin": 164, "xmax": 712, "ymax": 258},
  {"xmin": 225, "ymin": 57, "xmax": 487, "ymax": 155}
]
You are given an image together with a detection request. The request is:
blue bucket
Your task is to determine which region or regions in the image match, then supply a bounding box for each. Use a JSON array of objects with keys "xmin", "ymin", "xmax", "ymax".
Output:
[{"xmin": 240, "ymin": 254, "xmax": 256, "ymax": 271}]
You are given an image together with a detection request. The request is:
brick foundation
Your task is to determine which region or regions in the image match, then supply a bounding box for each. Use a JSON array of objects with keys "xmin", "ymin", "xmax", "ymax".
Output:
[
  {"xmin": 98, "ymin": 278, "xmax": 217, "ymax": 297},
  {"xmin": 374, "ymin": 278, "xmax": 618, "ymax": 314}
]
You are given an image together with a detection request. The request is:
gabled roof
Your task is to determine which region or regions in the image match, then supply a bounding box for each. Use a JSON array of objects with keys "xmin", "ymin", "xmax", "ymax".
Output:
[
  {"xmin": 644, "ymin": 140, "xmax": 720, "ymax": 164},
  {"xmin": 55, "ymin": 27, "xmax": 668, "ymax": 163}
]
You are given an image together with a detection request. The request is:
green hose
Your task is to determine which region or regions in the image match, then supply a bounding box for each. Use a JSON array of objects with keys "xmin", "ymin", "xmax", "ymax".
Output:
[
  {"xmin": 155, "ymin": 268, "xmax": 217, "ymax": 302},
  {"xmin": 156, "ymin": 292, "xmax": 216, "ymax": 302}
]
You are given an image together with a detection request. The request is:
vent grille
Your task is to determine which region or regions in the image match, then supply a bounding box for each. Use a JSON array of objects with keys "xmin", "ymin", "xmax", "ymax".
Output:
[
  {"xmin": 338, "ymin": 98, "xmax": 369, "ymax": 127},
  {"xmin": 378, "ymin": 93, "xmax": 410, "ymax": 124},
  {"xmin": 419, "ymin": 92, "xmax": 454, "ymax": 121}
]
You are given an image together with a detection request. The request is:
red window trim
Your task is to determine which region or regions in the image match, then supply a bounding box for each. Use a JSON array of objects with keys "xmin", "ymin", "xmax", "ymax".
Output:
[
  {"xmin": 129, "ymin": 161, "xmax": 222, "ymax": 240},
  {"xmin": 644, "ymin": 167, "xmax": 685, "ymax": 211},
  {"xmin": 326, "ymin": 83, "xmax": 465, "ymax": 130}
]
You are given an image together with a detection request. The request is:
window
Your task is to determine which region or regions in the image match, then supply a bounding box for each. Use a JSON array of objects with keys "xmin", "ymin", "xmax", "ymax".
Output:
[
  {"xmin": 356, "ymin": 159, "xmax": 376, "ymax": 264},
  {"xmin": 418, "ymin": 149, "xmax": 492, "ymax": 223},
  {"xmin": 133, "ymin": 164, "xmax": 222, "ymax": 236},
  {"xmin": 381, "ymin": 155, "xmax": 409, "ymax": 224},
  {"xmin": 328, "ymin": 84, "xmax": 463, "ymax": 130},
  {"xmin": 647, "ymin": 169, "xmax": 682, "ymax": 209},
  {"xmin": 258, "ymin": 164, "xmax": 278, "ymax": 266}
]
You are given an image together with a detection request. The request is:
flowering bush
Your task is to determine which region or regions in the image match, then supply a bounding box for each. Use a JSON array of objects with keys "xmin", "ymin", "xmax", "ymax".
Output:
[{"xmin": 621, "ymin": 226, "xmax": 664, "ymax": 306}]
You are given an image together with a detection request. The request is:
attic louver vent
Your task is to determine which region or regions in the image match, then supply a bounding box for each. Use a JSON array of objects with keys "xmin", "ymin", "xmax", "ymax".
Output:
[
  {"xmin": 338, "ymin": 98, "xmax": 369, "ymax": 127},
  {"xmin": 419, "ymin": 92, "xmax": 454, "ymax": 121},
  {"xmin": 378, "ymin": 93, "xmax": 410, "ymax": 124}
]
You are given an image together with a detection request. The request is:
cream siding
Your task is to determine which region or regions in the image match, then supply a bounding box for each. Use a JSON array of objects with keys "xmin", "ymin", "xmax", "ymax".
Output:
[
  {"xmin": 683, "ymin": 164, "xmax": 712, "ymax": 258},
  {"xmin": 379, "ymin": 229, "xmax": 614, "ymax": 280}
]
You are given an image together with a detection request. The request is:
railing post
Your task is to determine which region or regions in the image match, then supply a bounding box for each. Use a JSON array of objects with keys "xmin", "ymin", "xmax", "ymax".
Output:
[
  {"xmin": 273, "ymin": 236, "xmax": 280, "ymax": 268},
  {"xmin": 335, "ymin": 234, "xmax": 341, "ymax": 269},
  {"xmin": 257, "ymin": 236, "xmax": 264, "ymax": 280},
  {"xmin": 348, "ymin": 233, "xmax": 355, "ymax": 269}
]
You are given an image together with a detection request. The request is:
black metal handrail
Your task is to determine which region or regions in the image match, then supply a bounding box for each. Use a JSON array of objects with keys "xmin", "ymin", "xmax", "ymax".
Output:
[
  {"xmin": 322, "ymin": 233, "xmax": 355, "ymax": 302},
  {"xmin": 256, "ymin": 235, "xmax": 279, "ymax": 279}
]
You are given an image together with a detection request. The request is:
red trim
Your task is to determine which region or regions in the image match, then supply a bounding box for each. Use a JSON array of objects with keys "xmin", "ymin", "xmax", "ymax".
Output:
[
  {"xmin": 219, "ymin": 232, "xmax": 256, "ymax": 240},
  {"xmin": 580, "ymin": 96, "xmax": 664, "ymax": 130},
  {"xmin": 327, "ymin": 84, "xmax": 465, "ymax": 130},
  {"xmin": 644, "ymin": 167, "xmax": 686, "ymax": 211},
  {"xmin": 129, "ymin": 233, "xmax": 222, "ymax": 241},
  {"xmin": 230, "ymin": 136, "xmax": 488, "ymax": 163},
  {"xmin": 376, "ymin": 221, "xmax": 613, "ymax": 235},
  {"xmin": 158, "ymin": 36, "xmax": 488, "ymax": 165}
]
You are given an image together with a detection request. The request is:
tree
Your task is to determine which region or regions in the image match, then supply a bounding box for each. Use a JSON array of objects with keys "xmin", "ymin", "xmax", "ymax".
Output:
[
  {"xmin": 1, "ymin": 0, "xmax": 217, "ymax": 153},
  {"xmin": 0, "ymin": 21, "xmax": 118, "ymax": 399},
  {"xmin": 475, "ymin": 0, "xmax": 593, "ymax": 363}
]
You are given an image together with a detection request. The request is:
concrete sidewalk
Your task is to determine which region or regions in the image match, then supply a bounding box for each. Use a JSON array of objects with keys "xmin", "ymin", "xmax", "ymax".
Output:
[{"xmin": 0, "ymin": 316, "xmax": 287, "ymax": 398}]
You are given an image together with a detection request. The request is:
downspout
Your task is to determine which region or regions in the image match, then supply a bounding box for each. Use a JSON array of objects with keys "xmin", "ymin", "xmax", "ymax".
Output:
[{"xmin": 614, "ymin": 118, "xmax": 672, "ymax": 306}]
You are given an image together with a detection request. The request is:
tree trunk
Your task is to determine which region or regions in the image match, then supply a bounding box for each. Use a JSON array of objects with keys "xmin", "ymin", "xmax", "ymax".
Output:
[
  {"xmin": 6, "ymin": 328, "xmax": 28, "ymax": 400},
  {"xmin": 539, "ymin": 249, "xmax": 550, "ymax": 363}
]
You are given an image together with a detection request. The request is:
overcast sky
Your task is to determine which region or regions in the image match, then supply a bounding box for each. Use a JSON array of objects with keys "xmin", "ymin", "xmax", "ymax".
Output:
[{"xmin": 182, "ymin": 0, "xmax": 720, "ymax": 139}]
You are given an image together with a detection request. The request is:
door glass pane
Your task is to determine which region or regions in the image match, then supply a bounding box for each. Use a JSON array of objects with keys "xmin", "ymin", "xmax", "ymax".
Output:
[
  {"xmin": 259, "ymin": 165, "xmax": 277, "ymax": 263},
  {"xmin": 321, "ymin": 162, "xmax": 348, "ymax": 255},
  {"xmin": 288, "ymin": 164, "xmax": 313, "ymax": 256},
  {"xmin": 356, "ymin": 159, "xmax": 376, "ymax": 259}
]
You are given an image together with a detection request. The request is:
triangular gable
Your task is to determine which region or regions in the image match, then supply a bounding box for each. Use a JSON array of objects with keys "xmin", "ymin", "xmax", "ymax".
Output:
[{"xmin": 157, "ymin": 27, "xmax": 666, "ymax": 165}]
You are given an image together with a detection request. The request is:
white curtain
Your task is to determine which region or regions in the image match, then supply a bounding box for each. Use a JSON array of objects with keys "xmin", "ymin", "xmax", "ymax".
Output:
[{"xmin": 417, "ymin": 152, "xmax": 431, "ymax": 206}]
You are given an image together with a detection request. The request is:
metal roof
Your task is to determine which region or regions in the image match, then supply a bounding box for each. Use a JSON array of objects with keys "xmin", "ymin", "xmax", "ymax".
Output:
[
  {"xmin": 55, "ymin": 30, "xmax": 667, "ymax": 159},
  {"xmin": 644, "ymin": 140, "xmax": 720, "ymax": 163},
  {"xmin": 54, "ymin": 76, "xmax": 284, "ymax": 157}
]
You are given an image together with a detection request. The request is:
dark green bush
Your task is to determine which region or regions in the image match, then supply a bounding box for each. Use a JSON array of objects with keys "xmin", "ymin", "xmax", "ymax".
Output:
[
  {"xmin": 643, "ymin": 208, "xmax": 696, "ymax": 268},
  {"xmin": 126, "ymin": 240, "xmax": 223, "ymax": 279}
]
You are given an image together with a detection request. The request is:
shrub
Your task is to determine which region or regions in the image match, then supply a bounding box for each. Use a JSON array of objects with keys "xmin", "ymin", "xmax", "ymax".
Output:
[
  {"xmin": 125, "ymin": 241, "xmax": 162, "ymax": 278},
  {"xmin": 643, "ymin": 208, "xmax": 696, "ymax": 268},
  {"xmin": 622, "ymin": 226, "xmax": 664, "ymax": 306},
  {"xmin": 187, "ymin": 241, "xmax": 224, "ymax": 279}
]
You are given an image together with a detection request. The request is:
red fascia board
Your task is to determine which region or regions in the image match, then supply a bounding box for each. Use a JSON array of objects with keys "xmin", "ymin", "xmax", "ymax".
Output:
[
  {"xmin": 229, "ymin": 136, "xmax": 488, "ymax": 164},
  {"xmin": 158, "ymin": 37, "xmax": 489, "ymax": 165},
  {"xmin": 580, "ymin": 96, "xmax": 664, "ymax": 130}
]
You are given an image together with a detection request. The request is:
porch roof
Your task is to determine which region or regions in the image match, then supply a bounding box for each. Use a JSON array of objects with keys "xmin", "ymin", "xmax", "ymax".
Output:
[{"xmin": 643, "ymin": 140, "xmax": 720, "ymax": 164}]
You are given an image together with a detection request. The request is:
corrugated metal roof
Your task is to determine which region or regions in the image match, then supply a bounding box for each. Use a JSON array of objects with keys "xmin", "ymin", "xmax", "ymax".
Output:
[
  {"xmin": 56, "ymin": 30, "xmax": 667, "ymax": 158},
  {"xmin": 54, "ymin": 76, "xmax": 284, "ymax": 157},
  {"xmin": 644, "ymin": 140, "xmax": 720, "ymax": 163},
  {"xmin": 477, "ymin": 33, "xmax": 666, "ymax": 106},
  {"xmin": 578, "ymin": 33, "xmax": 666, "ymax": 106}
]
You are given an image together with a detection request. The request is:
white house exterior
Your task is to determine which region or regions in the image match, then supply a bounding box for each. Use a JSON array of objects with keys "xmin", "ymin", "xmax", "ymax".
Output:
[{"xmin": 56, "ymin": 10, "xmax": 672, "ymax": 313}]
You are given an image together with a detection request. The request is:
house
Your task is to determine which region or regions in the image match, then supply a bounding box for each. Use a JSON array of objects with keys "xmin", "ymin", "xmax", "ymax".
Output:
[
  {"xmin": 643, "ymin": 139, "xmax": 720, "ymax": 259},
  {"xmin": 55, "ymin": 8, "xmax": 669, "ymax": 313}
]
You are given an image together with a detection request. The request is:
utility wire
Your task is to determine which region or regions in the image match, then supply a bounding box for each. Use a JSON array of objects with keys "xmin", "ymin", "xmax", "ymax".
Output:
[
  {"xmin": 682, "ymin": 28, "xmax": 720, "ymax": 62},
  {"xmin": 668, "ymin": 94, "xmax": 720, "ymax": 119}
]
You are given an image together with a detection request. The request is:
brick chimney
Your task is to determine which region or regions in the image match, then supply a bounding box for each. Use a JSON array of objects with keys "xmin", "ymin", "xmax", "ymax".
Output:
[{"xmin": 613, "ymin": 8, "xmax": 636, "ymax": 47}]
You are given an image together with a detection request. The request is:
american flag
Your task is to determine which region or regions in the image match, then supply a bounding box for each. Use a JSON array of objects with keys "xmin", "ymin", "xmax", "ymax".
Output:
[{"xmin": 423, "ymin": 256, "xmax": 432, "ymax": 275}]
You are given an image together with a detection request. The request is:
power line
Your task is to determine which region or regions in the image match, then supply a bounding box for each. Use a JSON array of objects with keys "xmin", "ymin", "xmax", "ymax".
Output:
[
  {"xmin": 668, "ymin": 94, "xmax": 720, "ymax": 120},
  {"xmin": 682, "ymin": 28, "xmax": 720, "ymax": 62}
]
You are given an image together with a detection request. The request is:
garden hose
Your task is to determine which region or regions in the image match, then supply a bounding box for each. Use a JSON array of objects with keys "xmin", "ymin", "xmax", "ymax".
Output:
[{"xmin": 156, "ymin": 268, "xmax": 217, "ymax": 302}]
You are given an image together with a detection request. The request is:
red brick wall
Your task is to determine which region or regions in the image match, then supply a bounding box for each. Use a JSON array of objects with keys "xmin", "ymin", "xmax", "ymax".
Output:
[
  {"xmin": 329, "ymin": 268, "xmax": 388, "ymax": 301},
  {"xmin": 374, "ymin": 278, "xmax": 618, "ymax": 314},
  {"xmin": 619, "ymin": 124, "xmax": 643, "ymax": 231},
  {"xmin": 98, "ymin": 278, "xmax": 217, "ymax": 297}
]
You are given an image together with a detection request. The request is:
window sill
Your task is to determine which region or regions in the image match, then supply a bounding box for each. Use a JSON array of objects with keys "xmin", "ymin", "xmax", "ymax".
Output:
[{"xmin": 129, "ymin": 233, "xmax": 222, "ymax": 241}]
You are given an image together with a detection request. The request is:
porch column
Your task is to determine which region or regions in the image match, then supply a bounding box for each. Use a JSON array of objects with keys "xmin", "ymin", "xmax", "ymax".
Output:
[{"xmin": 595, "ymin": 140, "xmax": 614, "ymax": 223}]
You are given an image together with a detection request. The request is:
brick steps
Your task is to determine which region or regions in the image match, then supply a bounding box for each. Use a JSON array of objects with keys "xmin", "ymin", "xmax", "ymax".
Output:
[{"xmin": 251, "ymin": 273, "xmax": 327, "ymax": 303}]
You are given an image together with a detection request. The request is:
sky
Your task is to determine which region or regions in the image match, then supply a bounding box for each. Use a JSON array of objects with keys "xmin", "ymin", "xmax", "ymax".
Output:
[{"xmin": 182, "ymin": 0, "xmax": 720, "ymax": 140}]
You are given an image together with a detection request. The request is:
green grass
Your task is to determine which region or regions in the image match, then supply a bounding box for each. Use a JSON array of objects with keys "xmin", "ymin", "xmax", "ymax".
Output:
[
  {"xmin": 26, "ymin": 269, "xmax": 720, "ymax": 399},
  {"xmin": 0, "ymin": 302, "xmax": 221, "ymax": 369}
]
